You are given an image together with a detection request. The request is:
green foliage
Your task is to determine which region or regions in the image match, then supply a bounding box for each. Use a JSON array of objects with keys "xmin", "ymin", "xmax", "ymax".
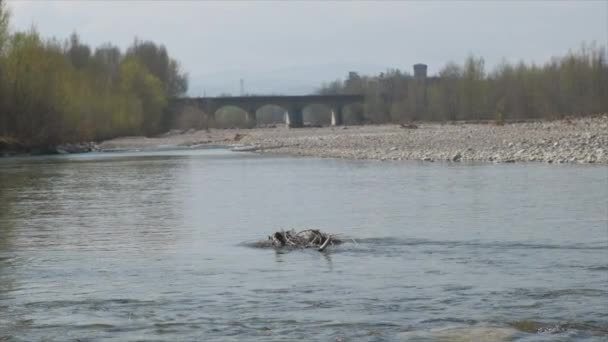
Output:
[
  {"xmin": 126, "ymin": 39, "xmax": 188, "ymax": 98},
  {"xmin": 0, "ymin": 5, "xmax": 187, "ymax": 147},
  {"xmin": 318, "ymin": 45, "xmax": 608, "ymax": 123},
  {"xmin": 67, "ymin": 32, "xmax": 91, "ymax": 69},
  {"xmin": 0, "ymin": 1, "xmax": 9, "ymax": 54},
  {"xmin": 119, "ymin": 56, "xmax": 167, "ymax": 135}
]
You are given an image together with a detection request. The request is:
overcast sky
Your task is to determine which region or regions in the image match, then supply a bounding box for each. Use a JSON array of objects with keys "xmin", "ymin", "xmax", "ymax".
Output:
[{"xmin": 6, "ymin": 0, "xmax": 608, "ymax": 95}]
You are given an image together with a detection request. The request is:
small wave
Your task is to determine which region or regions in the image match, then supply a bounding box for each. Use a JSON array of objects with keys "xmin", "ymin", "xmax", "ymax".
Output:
[
  {"xmin": 239, "ymin": 240, "xmax": 274, "ymax": 249},
  {"xmin": 399, "ymin": 325, "xmax": 517, "ymax": 341},
  {"xmin": 154, "ymin": 322, "xmax": 196, "ymax": 328},
  {"xmin": 318, "ymin": 321, "xmax": 401, "ymax": 329},
  {"xmin": 354, "ymin": 237, "xmax": 607, "ymax": 250},
  {"xmin": 419, "ymin": 318, "xmax": 478, "ymax": 325},
  {"xmin": 442, "ymin": 285, "xmax": 474, "ymax": 292},
  {"xmin": 72, "ymin": 323, "xmax": 116, "ymax": 330},
  {"xmin": 587, "ymin": 265, "xmax": 608, "ymax": 271},
  {"xmin": 24, "ymin": 298, "xmax": 159, "ymax": 310},
  {"xmin": 510, "ymin": 320, "xmax": 608, "ymax": 335},
  {"xmin": 513, "ymin": 288, "xmax": 607, "ymax": 300}
]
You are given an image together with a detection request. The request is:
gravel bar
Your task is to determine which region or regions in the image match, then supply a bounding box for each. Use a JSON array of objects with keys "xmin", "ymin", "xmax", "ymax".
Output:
[{"xmin": 100, "ymin": 115, "xmax": 608, "ymax": 164}]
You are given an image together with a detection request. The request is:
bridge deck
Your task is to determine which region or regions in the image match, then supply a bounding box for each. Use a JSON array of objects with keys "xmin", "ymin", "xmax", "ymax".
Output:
[{"xmin": 174, "ymin": 94, "xmax": 363, "ymax": 103}]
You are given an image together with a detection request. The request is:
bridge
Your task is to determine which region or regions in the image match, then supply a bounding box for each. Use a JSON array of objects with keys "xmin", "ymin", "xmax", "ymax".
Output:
[{"xmin": 169, "ymin": 94, "xmax": 364, "ymax": 128}]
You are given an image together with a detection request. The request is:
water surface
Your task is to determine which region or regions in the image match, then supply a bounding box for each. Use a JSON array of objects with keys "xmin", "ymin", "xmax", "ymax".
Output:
[{"xmin": 0, "ymin": 149, "xmax": 607, "ymax": 341}]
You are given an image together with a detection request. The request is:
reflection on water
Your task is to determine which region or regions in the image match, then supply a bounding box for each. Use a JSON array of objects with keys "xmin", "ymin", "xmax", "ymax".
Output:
[{"xmin": 0, "ymin": 150, "xmax": 607, "ymax": 341}]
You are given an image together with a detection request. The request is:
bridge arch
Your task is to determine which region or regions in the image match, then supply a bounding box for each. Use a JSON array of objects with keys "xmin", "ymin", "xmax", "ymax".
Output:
[
  {"xmin": 256, "ymin": 104, "xmax": 289, "ymax": 126},
  {"xmin": 213, "ymin": 105, "xmax": 254, "ymax": 128},
  {"xmin": 302, "ymin": 103, "xmax": 334, "ymax": 126}
]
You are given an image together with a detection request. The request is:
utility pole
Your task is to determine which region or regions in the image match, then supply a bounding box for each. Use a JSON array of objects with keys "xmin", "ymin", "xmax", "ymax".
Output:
[{"xmin": 240, "ymin": 79, "xmax": 245, "ymax": 96}]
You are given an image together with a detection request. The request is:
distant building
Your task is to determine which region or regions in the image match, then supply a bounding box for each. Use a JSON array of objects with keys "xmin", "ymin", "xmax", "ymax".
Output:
[{"xmin": 413, "ymin": 63, "xmax": 428, "ymax": 79}]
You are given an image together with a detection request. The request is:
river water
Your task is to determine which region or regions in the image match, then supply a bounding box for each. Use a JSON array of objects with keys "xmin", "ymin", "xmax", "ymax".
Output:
[{"xmin": 0, "ymin": 149, "xmax": 606, "ymax": 341}]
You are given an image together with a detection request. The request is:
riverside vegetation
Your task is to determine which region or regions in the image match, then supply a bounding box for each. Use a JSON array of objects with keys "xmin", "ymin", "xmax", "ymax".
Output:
[
  {"xmin": 0, "ymin": 2, "xmax": 187, "ymax": 154},
  {"xmin": 317, "ymin": 44, "xmax": 608, "ymax": 125}
]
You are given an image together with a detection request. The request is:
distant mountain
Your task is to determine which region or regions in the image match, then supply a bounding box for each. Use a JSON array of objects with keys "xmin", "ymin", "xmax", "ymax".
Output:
[{"xmin": 187, "ymin": 63, "xmax": 392, "ymax": 97}]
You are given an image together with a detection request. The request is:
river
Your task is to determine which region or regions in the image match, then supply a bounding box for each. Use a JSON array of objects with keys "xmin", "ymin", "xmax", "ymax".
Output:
[{"xmin": 0, "ymin": 149, "xmax": 607, "ymax": 341}]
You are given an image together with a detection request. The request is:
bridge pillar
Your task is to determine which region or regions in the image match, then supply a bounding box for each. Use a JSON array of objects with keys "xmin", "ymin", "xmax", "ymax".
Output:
[
  {"xmin": 246, "ymin": 109, "xmax": 257, "ymax": 128},
  {"xmin": 331, "ymin": 105, "xmax": 344, "ymax": 126},
  {"xmin": 208, "ymin": 113, "xmax": 217, "ymax": 128},
  {"xmin": 203, "ymin": 101, "xmax": 217, "ymax": 129},
  {"xmin": 285, "ymin": 107, "xmax": 304, "ymax": 128}
]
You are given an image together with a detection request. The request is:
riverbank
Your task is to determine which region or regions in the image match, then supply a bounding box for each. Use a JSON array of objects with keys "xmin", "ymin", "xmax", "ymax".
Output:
[
  {"xmin": 99, "ymin": 116, "xmax": 608, "ymax": 164},
  {"xmin": 0, "ymin": 137, "xmax": 99, "ymax": 157}
]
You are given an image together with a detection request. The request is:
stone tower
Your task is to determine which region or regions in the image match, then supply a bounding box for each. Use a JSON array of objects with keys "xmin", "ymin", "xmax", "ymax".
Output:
[{"xmin": 413, "ymin": 63, "xmax": 428, "ymax": 80}]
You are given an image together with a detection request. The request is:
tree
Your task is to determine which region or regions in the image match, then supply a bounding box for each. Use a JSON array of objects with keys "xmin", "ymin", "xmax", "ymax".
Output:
[
  {"xmin": 437, "ymin": 62, "xmax": 462, "ymax": 121},
  {"xmin": 126, "ymin": 39, "xmax": 188, "ymax": 97},
  {"xmin": 0, "ymin": 1, "xmax": 11, "ymax": 135},
  {"xmin": 0, "ymin": 5, "xmax": 187, "ymax": 146},
  {"xmin": 119, "ymin": 56, "xmax": 167, "ymax": 135},
  {"xmin": 460, "ymin": 55, "xmax": 486, "ymax": 120},
  {"xmin": 92, "ymin": 43, "xmax": 122, "ymax": 87},
  {"xmin": 66, "ymin": 32, "xmax": 91, "ymax": 69},
  {"xmin": 0, "ymin": 0, "xmax": 9, "ymax": 54}
]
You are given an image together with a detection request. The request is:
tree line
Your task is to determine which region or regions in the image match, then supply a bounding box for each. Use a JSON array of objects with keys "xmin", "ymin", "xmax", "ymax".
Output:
[
  {"xmin": 0, "ymin": 2, "xmax": 187, "ymax": 149},
  {"xmin": 319, "ymin": 44, "xmax": 608, "ymax": 124}
]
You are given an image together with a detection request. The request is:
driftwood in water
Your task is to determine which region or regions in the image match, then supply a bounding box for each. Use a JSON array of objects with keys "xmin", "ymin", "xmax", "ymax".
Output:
[{"xmin": 268, "ymin": 229, "xmax": 341, "ymax": 251}]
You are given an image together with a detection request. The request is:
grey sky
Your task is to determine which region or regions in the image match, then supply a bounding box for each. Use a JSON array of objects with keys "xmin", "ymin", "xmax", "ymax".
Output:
[{"xmin": 6, "ymin": 0, "xmax": 608, "ymax": 95}]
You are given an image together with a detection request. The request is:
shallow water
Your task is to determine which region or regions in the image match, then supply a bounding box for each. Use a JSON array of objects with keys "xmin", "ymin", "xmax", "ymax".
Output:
[{"xmin": 0, "ymin": 149, "xmax": 607, "ymax": 341}]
